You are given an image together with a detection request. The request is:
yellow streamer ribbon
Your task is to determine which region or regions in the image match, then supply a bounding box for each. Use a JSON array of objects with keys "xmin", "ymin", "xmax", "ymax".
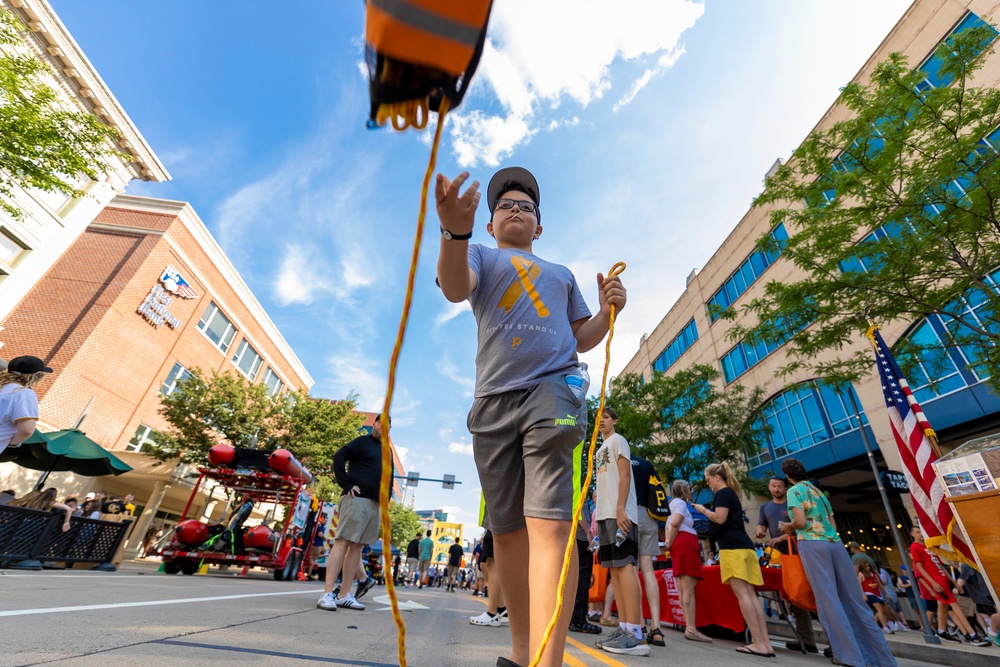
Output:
[{"xmin": 377, "ymin": 96, "xmax": 449, "ymax": 667}]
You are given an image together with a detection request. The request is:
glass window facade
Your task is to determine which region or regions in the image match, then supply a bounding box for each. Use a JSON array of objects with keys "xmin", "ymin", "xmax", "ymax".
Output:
[
  {"xmin": 127, "ymin": 424, "xmax": 158, "ymax": 452},
  {"xmin": 652, "ymin": 319, "xmax": 699, "ymax": 374},
  {"xmin": 232, "ymin": 339, "xmax": 263, "ymax": 381},
  {"xmin": 262, "ymin": 368, "xmax": 284, "ymax": 396},
  {"xmin": 197, "ymin": 302, "xmax": 237, "ymax": 353},
  {"xmin": 916, "ymin": 12, "xmax": 997, "ymax": 91},
  {"xmin": 822, "ymin": 13, "xmax": 997, "ymax": 204},
  {"xmin": 748, "ymin": 382, "xmax": 867, "ymax": 469},
  {"xmin": 160, "ymin": 362, "xmax": 191, "ymax": 396},
  {"xmin": 706, "ymin": 223, "xmax": 788, "ymax": 321},
  {"xmin": 721, "ymin": 335, "xmax": 787, "ymax": 384}
]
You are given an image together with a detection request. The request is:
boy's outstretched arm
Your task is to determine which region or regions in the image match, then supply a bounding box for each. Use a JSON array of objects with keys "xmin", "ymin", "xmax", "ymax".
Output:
[
  {"xmin": 435, "ymin": 172, "xmax": 481, "ymax": 302},
  {"xmin": 573, "ymin": 272, "xmax": 627, "ymax": 352}
]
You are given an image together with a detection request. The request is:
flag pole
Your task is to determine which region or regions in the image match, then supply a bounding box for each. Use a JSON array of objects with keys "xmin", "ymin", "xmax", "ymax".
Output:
[{"xmin": 847, "ymin": 391, "xmax": 940, "ymax": 644}]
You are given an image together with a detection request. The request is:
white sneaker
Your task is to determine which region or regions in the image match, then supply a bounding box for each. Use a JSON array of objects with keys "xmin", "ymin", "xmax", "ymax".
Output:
[
  {"xmin": 496, "ymin": 609, "xmax": 509, "ymax": 624},
  {"xmin": 335, "ymin": 593, "xmax": 365, "ymax": 610},
  {"xmin": 470, "ymin": 611, "xmax": 501, "ymax": 627},
  {"xmin": 317, "ymin": 592, "xmax": 337, "ymax": 610}
]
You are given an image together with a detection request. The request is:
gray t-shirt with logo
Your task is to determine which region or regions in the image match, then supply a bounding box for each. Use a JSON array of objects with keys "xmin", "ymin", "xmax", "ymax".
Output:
[{"xmin": 468, "ymin": 244, "xmax": 591, "ymax": 397}]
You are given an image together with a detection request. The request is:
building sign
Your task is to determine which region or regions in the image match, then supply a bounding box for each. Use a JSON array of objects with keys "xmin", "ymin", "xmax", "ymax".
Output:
[
  {"xmin": 881, "ymin": 470, "xmax": 910, "ymax": 495},
  {"xmin": 137, "ymin": 265, "xmax": 197, "ymax": 329}
]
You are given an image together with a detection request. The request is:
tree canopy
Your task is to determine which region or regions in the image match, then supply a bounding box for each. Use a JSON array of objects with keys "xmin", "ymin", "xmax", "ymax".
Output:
[
  {"xmin": 603, "ymin": 364, "xmax": 768, "ymax": 493},
  {"xmin": 152, "ymin": 368, "xmax": 365, "ymax": 483},
  {"xmin": 386, "ymin": 501, "xmax": 423, "ymax": 551},
  {"xmin": 728, "ymin": 24, "xmax": 1000, "ymax": 393},
  {"xmin": 0, "ymin": 9, "xmax": 124, "ymax": 220}
]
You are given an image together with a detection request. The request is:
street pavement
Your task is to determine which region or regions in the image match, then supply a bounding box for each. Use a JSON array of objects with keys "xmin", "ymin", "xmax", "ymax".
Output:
[{"xmin": 0, "ymin": 565, "xmax": 964, "ymax": 667}]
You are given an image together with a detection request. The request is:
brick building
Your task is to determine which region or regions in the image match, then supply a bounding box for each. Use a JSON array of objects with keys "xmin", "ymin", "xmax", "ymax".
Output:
[{"xmin": 0, "ymin": 194, "xmax": 314, "ymax": 552}]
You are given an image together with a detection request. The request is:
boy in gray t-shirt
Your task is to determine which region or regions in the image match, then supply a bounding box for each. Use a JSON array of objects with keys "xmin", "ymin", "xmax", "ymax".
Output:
[{"xmin": 436, "ymin": 166, "xmax": 626, "ymax": 667}]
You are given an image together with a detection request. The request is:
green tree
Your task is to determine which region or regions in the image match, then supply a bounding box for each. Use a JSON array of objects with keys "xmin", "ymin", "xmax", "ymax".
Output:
[
  {"xmin": 0, "ymin": 9, "xmax": 125, "ymax": 220},
  {"xmin": 605, "ymin": 365, "xmax": 768, "ymax": 493},
  {"xmin": 152, "ymin": 368, "xmax": 286, "ymax": 463},
  {"xmin": 728, "ymin": 24, "xmax": 1000, "ymax": 392},
  {"xmin": 386, "ymin": 501, "xmax": 422, "ymax": 551},
  {"xmin": 276, "ymin": 393, "xmax": 366, "ymax": 480}
]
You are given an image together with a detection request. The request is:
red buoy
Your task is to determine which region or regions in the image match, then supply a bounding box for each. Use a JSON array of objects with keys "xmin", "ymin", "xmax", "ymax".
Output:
[
  {"xmin": 268, "ymin": 449, "xmax": 313, "ymax": 483},
  {"xmin": 244, "ymin": 525, "xmax": 277, "ymax": 549},
  {"xmin": 175, "ymin": 520, "xmax": 210, "ymax": 547},
  {"xmin": 208, "ymin": 443, "xmax": 235, "ymax": 466}
]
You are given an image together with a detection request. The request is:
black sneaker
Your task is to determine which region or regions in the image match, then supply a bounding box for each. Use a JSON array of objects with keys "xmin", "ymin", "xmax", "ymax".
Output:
[
  {"xmin": 965, "ymin": 634, "xmax": 992, "ymax": 647},
  {"xmin": 823, "ymin": 646, "xmax": 833, "ymax": 658},
  {"xmin": 785, "ymin": 641, "xmax": 819, "ymax": 653},
  {"xmin": 355, "ymin": 576, "xmax": 376, "ymax": 600},
  {"xmin": 938, "ymin": 630, "xmax": 962, "ymax": 643}
]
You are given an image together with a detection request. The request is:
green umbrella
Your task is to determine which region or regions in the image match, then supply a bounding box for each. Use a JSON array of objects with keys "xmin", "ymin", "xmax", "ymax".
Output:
[{"xmin": 2, "ymin": 429, "xmax": 132, "ymax": 488}]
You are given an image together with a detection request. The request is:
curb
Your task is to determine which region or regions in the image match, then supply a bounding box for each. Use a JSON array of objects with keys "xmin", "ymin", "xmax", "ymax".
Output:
[{"xmin": 765, "ymin": 618, "xmax": 997, "ymax": 667}]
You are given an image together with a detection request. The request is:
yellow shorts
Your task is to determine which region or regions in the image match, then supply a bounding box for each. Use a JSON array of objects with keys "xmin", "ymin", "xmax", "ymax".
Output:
[{"xmin": 719, "ymin": 548, "xmax": 763, "ymax": 586}]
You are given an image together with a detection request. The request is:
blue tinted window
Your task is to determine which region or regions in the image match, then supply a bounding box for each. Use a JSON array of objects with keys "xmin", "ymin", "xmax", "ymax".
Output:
[
  {"xmin": 707, "ymin": 223, "xmax": 788, "ymax": 322},
  {"xmin": 918, "ymin": 12, "xmax": 998, "ymax": 90},
  {"xmin": 750, "ymin": 383, "xmax": 866, "ymax": 469},
  {"xmin": 651, "ymin": 319, "xmax": 699, "ymax": 375}
]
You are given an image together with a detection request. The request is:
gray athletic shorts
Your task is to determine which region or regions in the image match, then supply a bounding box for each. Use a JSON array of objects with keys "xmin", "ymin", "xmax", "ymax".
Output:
[
  {"xmin": 637, "ymin": 510, "xmax": 660, "ymax": 557},
  {"xmin": 468, "ymin": 371, "xmax": 586, "ymax": 535},
  {"xmin": 335, "ymin": 495, "xmax": 379, "ymax": 545}
]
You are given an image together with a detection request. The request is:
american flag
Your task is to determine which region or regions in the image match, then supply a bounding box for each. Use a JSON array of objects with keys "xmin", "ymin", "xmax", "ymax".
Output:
[
  {"xmin": 869, "ymin": 328, "xmax": 975, "ymax": 566},
  {"xmin": 161, "ymin": 265, "xmax": 199, "ymax": 300}
]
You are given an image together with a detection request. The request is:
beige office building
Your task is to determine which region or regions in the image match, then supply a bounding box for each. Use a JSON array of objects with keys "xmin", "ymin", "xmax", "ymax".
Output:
[{"xmin": 620, "ymin": 0, "xmax": 1000, "ymax": 564}]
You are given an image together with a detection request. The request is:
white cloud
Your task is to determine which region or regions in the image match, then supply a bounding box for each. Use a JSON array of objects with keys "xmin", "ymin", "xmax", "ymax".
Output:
[
  {"xmin": 273, "ymin": 244, "xmax": 335, "ymax": 305},
  {"xmin": 448, "ymin": 441, "xmax": 474, "ymax": 456},
  {"xmin": 435, "ymin": 300, "xmax": 470, "ymax": 326},
  {"xmin": 614, "ymin": 47, "xmax": 687, "ymax": 112},
  {"xmin": 448, "ymin": 0, "xmax": 704, "ymax": 165}
]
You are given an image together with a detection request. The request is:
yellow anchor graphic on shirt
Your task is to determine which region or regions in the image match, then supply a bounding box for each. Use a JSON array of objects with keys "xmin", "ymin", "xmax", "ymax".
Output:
[{"xmin": 497, "ymin": 256, "xmax": 550, "ymax": 316}]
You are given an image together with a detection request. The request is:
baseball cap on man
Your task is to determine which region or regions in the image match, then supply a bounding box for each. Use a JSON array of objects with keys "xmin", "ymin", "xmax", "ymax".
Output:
[
  {"xmin": 7, "ymin": 356, "xmax": 52, "ymax": 374},
  {"xmin": 487, "ymin": 167, "xmax": 540, "ymax": 214}
]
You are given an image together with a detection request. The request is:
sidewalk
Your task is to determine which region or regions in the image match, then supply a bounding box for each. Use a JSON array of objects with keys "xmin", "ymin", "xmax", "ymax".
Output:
[{"xmin": 766, "ymin": 617, "xmax": 998, "ymax": 667}]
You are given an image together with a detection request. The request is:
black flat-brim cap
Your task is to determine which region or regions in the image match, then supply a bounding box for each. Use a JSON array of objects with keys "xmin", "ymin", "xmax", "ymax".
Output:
[{"xmin": 487, "ymin": 167, "xmax": 540, "ymax": 212}]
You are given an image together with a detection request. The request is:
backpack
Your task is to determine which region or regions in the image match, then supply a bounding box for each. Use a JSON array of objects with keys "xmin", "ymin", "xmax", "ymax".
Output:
[
  {"xmin": 686, "ymin": 501, "xmax": 711, "ymax": 535},
  {"xmin": 646, "ymin": 474, "xmax": 670, "ymax": 521}
]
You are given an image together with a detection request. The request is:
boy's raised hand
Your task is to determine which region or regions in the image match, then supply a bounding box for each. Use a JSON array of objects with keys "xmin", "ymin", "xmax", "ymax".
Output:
[
  {"xmin": 435, "ymin": 172, "xmax": 480, "ymax": 236},
  {"xmin": 597, "ymin": 272, "xmax": 627, "ymax": 318}
]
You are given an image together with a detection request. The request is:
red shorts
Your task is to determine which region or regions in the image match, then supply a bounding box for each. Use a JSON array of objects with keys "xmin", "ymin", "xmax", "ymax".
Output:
[
  {"xmin": 670, "ymin": 531, "xmax": 703, "ymax": 579},
  {"xmin": 918, "ymin": 577, "xmax": 956, "ymax": 605}
]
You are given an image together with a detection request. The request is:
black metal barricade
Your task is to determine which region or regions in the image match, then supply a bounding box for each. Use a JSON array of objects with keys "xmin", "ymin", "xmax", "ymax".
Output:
[{"xmin": 0, "ymin": 504, "xmax": 131, "ymax": 571}]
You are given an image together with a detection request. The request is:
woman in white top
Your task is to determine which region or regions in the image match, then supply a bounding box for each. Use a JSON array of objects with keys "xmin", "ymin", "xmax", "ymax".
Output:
[
  {"xmin": 0, "ymin": 356, "xmax": 52, "ymax": 456},
  {"xmin": 664, "ymin": 479, "xmax": 712, "ymax": 643}
]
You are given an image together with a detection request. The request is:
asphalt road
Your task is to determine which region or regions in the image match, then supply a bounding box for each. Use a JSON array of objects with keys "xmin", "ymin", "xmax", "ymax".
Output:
[{"xmin": 0, "ymin": 568, "xmax": 948, "ymax": 667}]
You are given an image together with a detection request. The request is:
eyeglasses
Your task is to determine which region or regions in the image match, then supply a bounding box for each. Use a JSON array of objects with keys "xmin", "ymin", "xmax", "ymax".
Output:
[{"xmin": 494, "ymin": 198, "xmax": 538, "ymax": 214}]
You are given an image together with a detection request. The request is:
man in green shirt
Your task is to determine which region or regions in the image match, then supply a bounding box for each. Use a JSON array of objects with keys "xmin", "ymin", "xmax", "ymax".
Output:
[{"xmin": 418, "ymin": 529, "xmax": 434, "ymax": 589}]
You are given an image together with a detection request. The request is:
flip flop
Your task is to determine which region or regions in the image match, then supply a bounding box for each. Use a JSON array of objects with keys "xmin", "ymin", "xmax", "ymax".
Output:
[{"xmin": 736, "ymin": 646, "xmax": 776, "ymax": 658}]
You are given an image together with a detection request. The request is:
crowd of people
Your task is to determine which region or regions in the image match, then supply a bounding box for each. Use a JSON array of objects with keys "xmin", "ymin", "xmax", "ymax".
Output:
[{"xmin": 308, "ymin": 165, "xmax": 1000, "ymax": 667}]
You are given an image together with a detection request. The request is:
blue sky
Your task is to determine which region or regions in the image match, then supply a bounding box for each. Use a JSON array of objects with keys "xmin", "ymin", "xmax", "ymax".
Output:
[{"xmin": 52, "ymin": 0, "xmax": 910, "ymax": 535}]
